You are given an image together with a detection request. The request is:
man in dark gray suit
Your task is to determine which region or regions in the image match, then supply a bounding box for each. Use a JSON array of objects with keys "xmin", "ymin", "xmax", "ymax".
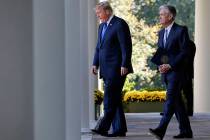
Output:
[
  {"xmin": 150, "ymin": 5, "xmax": 193, "ymax": 140},
  {"xmin": 91, "ymin": 1, "xmax": 133, "ymax": 137},
  {"xmin": 183, "ymin": 40, "xmax": 196, "ymax": 116}
]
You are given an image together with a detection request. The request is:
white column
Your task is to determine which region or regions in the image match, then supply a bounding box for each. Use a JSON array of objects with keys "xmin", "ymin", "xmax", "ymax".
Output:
[
  {"xmin": 194, "ymin": 0, "xmax": 210, "ymax": 112},
  {"xmin": 88, "ymin": 0, "xmax": 98, "ymax": 128},
  {"xmin": 0, "ymin": 0, "xmax": 33, "ymax": 140},
  {"xmin": 33, "ymin": 0, "xmax": 66, "ymax": 140},
  {"xmin": 80, "ymin": 0, "xmax": 90, "ymax": 133},
  {"xmin": 64, "ymin": 0, "xmax": 81, "ymax": 140},
  {"xmin": 34, "ymin": 0, "xmax": 82, "ymax": 139}
]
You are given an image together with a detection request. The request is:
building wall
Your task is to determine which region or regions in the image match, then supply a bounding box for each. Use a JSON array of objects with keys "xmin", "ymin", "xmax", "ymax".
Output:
[
  {"xmin": 0, "ymin": 0, "xmax": 33, "ymax": 140},
  {"xmin": 33, "ymin": 0, "xmax": 66, "ymax": 139}
]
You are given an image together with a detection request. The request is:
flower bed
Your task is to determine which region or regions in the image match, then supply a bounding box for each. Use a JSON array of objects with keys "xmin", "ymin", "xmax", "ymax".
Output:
[
  {"xmin": 94, "ymin": 89, "xmax": 166, "ymax": 114},
  {"xmin": 123, "ymin": 90, "xmax": 166, "ymax": 113},
  {"xmin": 123, "ymin": 90, "xmax": 166, "ymax": 102}
]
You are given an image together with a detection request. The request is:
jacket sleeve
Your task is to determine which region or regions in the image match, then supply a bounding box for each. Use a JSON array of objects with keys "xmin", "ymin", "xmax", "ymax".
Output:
[
  {"xmin": 92, "ymin": 26, "xmax": 101, "ymax": 68},
  {"xmin": 169, "ymin": 26, "xmax": 190, "ymax": 69},
  {"xmin": 117, "ymin": 20, "xmax": 132, "ymax": 68},
  {"xmin": 151, "ymin": 31, "xmax": 163, "ymax": 66},
  {"xmin": 93, "ymin": 41, "xmax": 100, "ymax": 67},
  {"xmin": 151, "ymin": 47, "xmax": 164, "ymax": 66}
]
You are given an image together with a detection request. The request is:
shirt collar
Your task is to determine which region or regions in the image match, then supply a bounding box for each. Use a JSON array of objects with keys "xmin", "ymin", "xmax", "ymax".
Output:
[
  {"xmin": 165, "ymin": 21, "xmax": 174, "ymax": 33},
  {"xmin": 106, "ymin": 15, "xmax": 114, "ymax": 26}
]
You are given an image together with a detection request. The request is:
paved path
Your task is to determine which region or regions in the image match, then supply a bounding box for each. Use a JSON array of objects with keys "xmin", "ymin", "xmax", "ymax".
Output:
[{"xmin": 83, "ymin": 113, "xmax": 210, "ymax": 140}]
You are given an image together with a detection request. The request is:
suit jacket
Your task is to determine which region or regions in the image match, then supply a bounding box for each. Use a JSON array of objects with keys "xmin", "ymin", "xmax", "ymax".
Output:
[
  {"xmin": 93, "ymin": 16, "xmax": 133, "ymax": 79},
  {"xmin": 185, "ymin": 40, "xmax": 196, "ymax": 79},
  {"xmin": 151, "ymin": 23, "xmax": 190, "ymax": 82}
]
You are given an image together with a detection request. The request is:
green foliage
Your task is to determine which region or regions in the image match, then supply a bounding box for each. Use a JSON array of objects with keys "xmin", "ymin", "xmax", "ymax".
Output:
[
  {"xmin": 123, "ymin": 78, "xmax": 136, "ymax": 93},
  {"xmin": 109, "ymin": 0, "xmax": 195, "ymax": 90},
  {"xmin": 133, "ymin": 0, "xmax": 195, "ymax": 39},
  {"xmin": 139, "ymin": 86, "xmax": 166, "ymax": 91},
  {"xmin": 110, "ymin": 0, "xmax": 162, "ymax": 89}
]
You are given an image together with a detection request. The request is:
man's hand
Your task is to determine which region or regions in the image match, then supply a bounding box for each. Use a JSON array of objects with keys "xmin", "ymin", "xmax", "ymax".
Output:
[
  {"xmin": 92, "ymin": 66, "xmax": 98, "ymax": 75},
  {"xmin": 159, "ymin": 64, "xmax": 171, "ymax": 73},
  {"xmin": 121, "ymin": 67, "xmax": 128, "ymax": 76}
]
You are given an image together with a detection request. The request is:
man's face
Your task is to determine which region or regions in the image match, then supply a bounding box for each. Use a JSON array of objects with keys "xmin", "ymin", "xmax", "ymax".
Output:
[
  {"xmin": 159, "ymin": 9, "xmax": 172, "ymax": 27},
  {"xmin": 95, "ymin": 7, "xmax": 109, "ymax": 22}
]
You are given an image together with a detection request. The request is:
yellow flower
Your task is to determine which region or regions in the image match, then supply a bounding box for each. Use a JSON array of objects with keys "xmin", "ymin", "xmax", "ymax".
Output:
[
  {"xmin": 94, "ymin": 89, "xmax": 104, "ymax": 105},
  {"xmin": 123, "ymin": 90, "xmax": 166, "ymax": 102}
]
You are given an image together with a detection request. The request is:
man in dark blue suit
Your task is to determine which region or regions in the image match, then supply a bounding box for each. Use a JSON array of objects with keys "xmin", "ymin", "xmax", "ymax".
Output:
[
  {"xmin": 149, "ymin": 5, "xmax": 193, "ymax": 140},
  {"xmin": 160, "ymin": 40, "xmax": 196, "ymax": 117},
  {"xmin": 91, "ymin": 1, "xmax": 133, "ymax": 137}
]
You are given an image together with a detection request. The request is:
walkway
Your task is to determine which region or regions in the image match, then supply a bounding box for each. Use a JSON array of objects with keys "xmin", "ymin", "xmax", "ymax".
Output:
[{"xmin": 82, "ymin": 113, "xmax": 210, "ymax": 140}]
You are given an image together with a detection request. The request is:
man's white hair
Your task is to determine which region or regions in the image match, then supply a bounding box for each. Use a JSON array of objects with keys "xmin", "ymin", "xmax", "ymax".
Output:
[
  {"xmin": 95, "ymin": 1, "xmax": 113, "ymax": 14},
  {"xmin": 159, "ymin": 5, "xmax": 177, "ymax": 20}
]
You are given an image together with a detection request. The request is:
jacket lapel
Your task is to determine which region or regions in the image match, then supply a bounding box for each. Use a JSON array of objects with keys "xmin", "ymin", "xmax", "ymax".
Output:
[
  {"xmin": 98, "ymin": 24, "xmax": 103, "ymax": 44},
  {"xmin": 165, "ymin": 23, "xmax": 177, "ymax": 49},
  {"xmin": 100, "ymin": 16, "xmax": 117, "ymax": 46}
]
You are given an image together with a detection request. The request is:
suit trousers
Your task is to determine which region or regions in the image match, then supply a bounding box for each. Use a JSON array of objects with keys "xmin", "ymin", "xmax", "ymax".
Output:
[
  {"xmin": 182, "ymin": 79, "xmax": 193, "ymax": 115},
  {"xmin": 95, "ymin": 76, "xmax": 127, "ymax": 133},
  {"xmin": 157, "ymin": 75, "xmax": 192, "ymax": 136}
]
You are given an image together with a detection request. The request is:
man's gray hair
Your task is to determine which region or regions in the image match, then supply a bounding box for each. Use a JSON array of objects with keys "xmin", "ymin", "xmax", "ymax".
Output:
[
  {"xmin": 159, "ymin": 5, "xmax": 176, "ymax": 20},
  {"xmin": 96, "ymin": 1, "xmax": 113, "ymax": 14}
]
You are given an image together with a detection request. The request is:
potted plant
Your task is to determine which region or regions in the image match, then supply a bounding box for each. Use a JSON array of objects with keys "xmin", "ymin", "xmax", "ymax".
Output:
[{"xmin": 94, "ymin": 89, "xmax": 104, "ymax": 120}]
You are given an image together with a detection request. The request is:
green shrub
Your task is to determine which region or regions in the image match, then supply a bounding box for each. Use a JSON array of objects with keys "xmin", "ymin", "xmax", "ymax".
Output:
[{"xmin": 139, "ymin": 87, "xmax": 166, "ymax": 91}]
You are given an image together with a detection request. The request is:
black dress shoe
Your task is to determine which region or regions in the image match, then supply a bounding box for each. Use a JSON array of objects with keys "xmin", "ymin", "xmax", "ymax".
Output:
[
  {"xmin": 149, "ymin": 128, "xmax": 163, "ymax": 140},
  {"xmin": 91, "ymin": 129, "xmax": 108, "ymax": 136},
  {"xmin": 173, "ymin": 133, "xmax": 193, "ymax": 139},
  {"xmin": 107, "ymin": 132, "xmax": 126, "ymax": 137},
  {"xmin": 160, "ymin": 112, "xmax": 164, "ymax": 116}
]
